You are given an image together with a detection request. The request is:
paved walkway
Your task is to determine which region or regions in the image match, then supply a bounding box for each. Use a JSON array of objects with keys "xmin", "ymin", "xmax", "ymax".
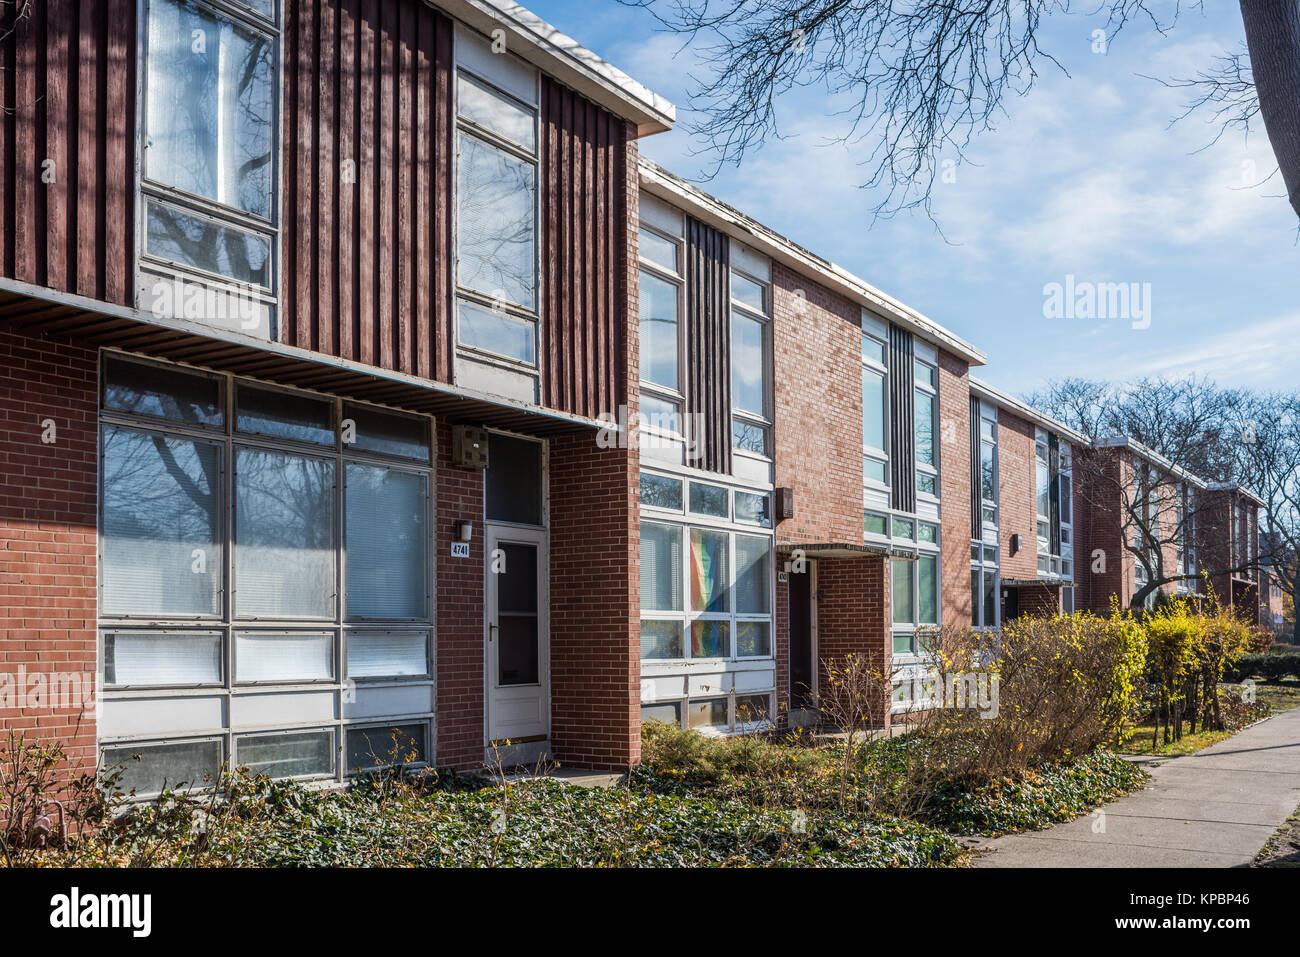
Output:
[{"xmin": 971, "ymin": 706, "xmax": 1300, "ymax": 867}]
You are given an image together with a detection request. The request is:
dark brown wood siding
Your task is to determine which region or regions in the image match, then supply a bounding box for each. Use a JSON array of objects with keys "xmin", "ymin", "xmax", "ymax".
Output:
[
  {"xmin": 970, "ymin": 393, "xmax": 981, "ymax": 539},
  {"xmin": 539, "ymin": 76, "xmax": 629, "ymax": 419},
  {"xmin": 684, "ymin": 216, "xmax": 731, "ymax": 475},
  {"xmin": 888, "ymin": 323, "xmax": 915, "ymax": 512},
  {"xmin": 0, "ymin": 0, "xmax": 136, "ymax": 304},
  {"xmin": 281, "ymin": 0, "xmax": 454, "ymax": 382}
]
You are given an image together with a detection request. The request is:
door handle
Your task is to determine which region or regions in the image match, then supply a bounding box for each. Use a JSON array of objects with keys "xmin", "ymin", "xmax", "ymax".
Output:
[{"xmin": 489, "ymin": 623, "xmax": 498, "ymax": 642}]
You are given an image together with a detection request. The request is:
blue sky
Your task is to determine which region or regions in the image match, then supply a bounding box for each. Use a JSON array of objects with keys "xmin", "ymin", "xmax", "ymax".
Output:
[{"xmin": 525, "ymin": 0, "xmax": 1300, "ymax": 398}]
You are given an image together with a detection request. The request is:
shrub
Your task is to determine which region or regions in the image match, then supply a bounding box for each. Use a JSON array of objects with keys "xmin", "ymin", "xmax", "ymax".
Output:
[{"xmin": 1225, "ymin": 652, "xmax": 1300, "ymax": 682}]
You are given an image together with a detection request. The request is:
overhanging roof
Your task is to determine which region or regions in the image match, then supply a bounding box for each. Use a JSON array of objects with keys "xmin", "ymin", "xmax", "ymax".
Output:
[
  {"xmin": 638, "ymin": 159, "xmax": 987, "ymax": 367},
  {"xmin": 1001, "ymin": 578, "xmax": 1064, "ymax": 589},
  {"xmin": 776, "ymin": 541, "xmax": 911, "ymax": 560},
  {"xmin": 0, "ymin": 278, "xmax": 609, "ymax": 437},
  {"xmin": 434, "ymin": 0, "xmax": 675, "ymax": 136},
  {"xmin": 969, "ymin": 376, "xmax": 1089, "ymax": 445}
]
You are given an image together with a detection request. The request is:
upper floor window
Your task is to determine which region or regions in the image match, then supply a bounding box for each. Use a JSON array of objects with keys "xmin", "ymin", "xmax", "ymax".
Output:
[
  {"xmin": 638, "ymin": 196, "xmax": 686, "ymax": 450},
  {"xmin": 455, "ymin": 31, "xmax": 539, "ymax": 367},
  {"xmin": 979, "ymin": 405, "xmax": 998, "ymax": 529},
  {"xmin": 862, "ymin": 326, "xmax": 889, "ymax": 489},
  {"xmin": 140, "ymin": 0, "xmax": 279, "ymax": 333},
  {"xmin": 730, "ymin": 246, "xmax": 772, "ymax": 459},
  {"xmin": 914, "ymin": 356, "xmax": 938, "ymax": 497}
]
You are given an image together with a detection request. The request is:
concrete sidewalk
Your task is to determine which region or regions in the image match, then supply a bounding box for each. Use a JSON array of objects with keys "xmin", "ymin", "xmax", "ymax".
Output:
[{"xmin": 971, "ymin": 706, "xmax": 1300, "ymax": 867}]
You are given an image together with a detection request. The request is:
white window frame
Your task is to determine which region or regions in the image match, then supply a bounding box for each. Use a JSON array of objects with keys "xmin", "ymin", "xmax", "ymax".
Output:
[
  {"xmin": 136, "ymin": 0, "xmax": 282, "ymax": 331},
  {"xmin": 862, "ymin": 328, "xmax": 890, "ymax": 492},
  {"xmin": 730, "ymin": 249, "xmax": 773, "ymax": 462},
  {"xmin": 453, "ymin": 30, "xmax": 541, "ymax": 374},
  {"xmin": 891, "ymin": 517, "xmax": 941, "ymax": 660},
  {"xmin": 914, "ymin": 356, "xmax": 939, "ymax": 500},
  {"xmin": 637, "ymin": 217, "xmax": 687, "ymax": 452}
]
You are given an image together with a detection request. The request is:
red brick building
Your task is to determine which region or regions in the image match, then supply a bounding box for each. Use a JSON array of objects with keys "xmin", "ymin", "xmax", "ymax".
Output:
[{"xmin": 0, "ymin": 0, "xmax": 1275, "ymax": 795}]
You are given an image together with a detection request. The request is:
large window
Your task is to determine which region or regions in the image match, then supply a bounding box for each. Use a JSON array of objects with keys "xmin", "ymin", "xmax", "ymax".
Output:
[
  {"xmin": 139, "ymin": 0, "xmax": 279, "ymax": 331},
  {"xmin": 730, "ymin": 250, "xmax": 772, "ymax": 459},
  {"xmin": 891, "ymin": 516, "xmax": 940, "ymax": 656},
  {"xmin": 455, "ymin": 39, "xmax": 540, "ymax": 368},
  {"xmin": 99, "ymin": 354, "xmax": 435, "ymax": 794},
  {"xmin": 914, "ymin": 357, "xmax": 938, "ymax": 498},
  {"xmin": 862, "ymin": 329, "xmax": 889, "ymax": 488},
  {"xmin": 638, "ymin": 199, "xmax": 687, "ymax": 459}
]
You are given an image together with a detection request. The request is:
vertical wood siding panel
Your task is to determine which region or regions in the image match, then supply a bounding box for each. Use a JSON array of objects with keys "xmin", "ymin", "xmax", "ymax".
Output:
[
  {"xmin": 0, "ymin": 1, "xmax": 11, "ymax": 278},
  {"xmin": 46, "ymin": 0, "xmax": 72, "ymax": 291},
  {"xmin": 297, "ymin": 0, "xmax": 318, "ymax": 351},
  {"xmin": 103, "ymin": 0, "xmax": 131, "ymax": 303},
  {"xmin": 13, "ymin": 5, "xmax": 37, "ymax": 285},
  {"xmin": 356, "ymin": 0, "xmax": 376, "ymax": 367},
  {"xmin": 396, "ymin": 0, "xmax": 414, "ymax": 374},
  {"xmin": 433, "ymin": 14, "xmax": 452, "ymax": 382},
  {"xmin": 317, "ymin": 0, "xmax": 337, "ymax": 355},
  {"xmin": 376, "ymin": 2, "xmax": 394, "ymax": 371},
  {"xmin": 281, "ymin": 0, "xmax": 298, "ymax": 345},
  {"xmin": 413, "ymin": 5, "xmax": 431, "ymax": 379},
  {"xmin": 683, "ymin": 216, "xmax": 731, "ymax": 475},
  {"xmin": 337, "ymin": 0, "xmax": 358, "ymax": 361},
  {"xmin": 75, "ymin": 0, "xmax": 100, "ymax": 298}
]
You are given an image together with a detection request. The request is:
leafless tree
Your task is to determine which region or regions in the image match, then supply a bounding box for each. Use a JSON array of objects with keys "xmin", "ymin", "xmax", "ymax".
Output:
[{"xmin": 625, "ymin": 0, "xmax": 1300, "ymax": 223}]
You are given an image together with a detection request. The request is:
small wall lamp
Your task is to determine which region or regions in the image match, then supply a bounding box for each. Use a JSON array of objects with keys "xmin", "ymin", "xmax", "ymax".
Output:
[{"xmin": 454, "ymin": 520, "xmax": 474, "ymax": 542}]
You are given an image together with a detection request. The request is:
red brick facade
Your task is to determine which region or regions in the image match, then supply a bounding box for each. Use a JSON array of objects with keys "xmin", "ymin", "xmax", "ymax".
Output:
[
  {"xmin": 937, "ymin": 350, "xmax": 972, "ymax": 627},
  {"xmin": 0, "ymin": 329, "xmax": 99, "ymax": 775}
]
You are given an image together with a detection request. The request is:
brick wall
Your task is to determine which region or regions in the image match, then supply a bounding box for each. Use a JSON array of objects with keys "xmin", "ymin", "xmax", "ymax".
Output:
[
  {"xmin": 937, "ymin": 350, "xmax": 971, "ymax": 627},
  {"xmin": 815, "ymin": 556, "xmax": 891, "ymax": 728},
  {"xmin": 996, "ymin": 407, "xmax": 1038, "ymax": 582},
  {"xmin": 434, "ymin": 421, "xmax": 486, "ymax": 770},
  {"xmin": 1074, "ymin": 448, "xmax": 1127, "ymax": 614},
  {"xmin": 771, "ymin": 264, "xmax": 863, "ymax": 545},
  {"xmin": 0, "ymin": 329, "xmax": 98, "ymax": 775}
]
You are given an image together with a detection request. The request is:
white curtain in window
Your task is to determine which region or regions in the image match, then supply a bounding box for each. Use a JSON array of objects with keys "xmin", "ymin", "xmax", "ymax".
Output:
[
  {"xmin": 640, "ymin": 522, "xmax": 682, "ymax": 612},
  {"xmin": 345, "ymin": 465, "xmax": 428, "ymax": 619}
]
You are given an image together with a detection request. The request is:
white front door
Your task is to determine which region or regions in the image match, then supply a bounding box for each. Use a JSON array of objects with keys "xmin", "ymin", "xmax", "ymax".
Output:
[{"xmin": 486, "ymin": 525, "xmax": 549, "ymax": 746}]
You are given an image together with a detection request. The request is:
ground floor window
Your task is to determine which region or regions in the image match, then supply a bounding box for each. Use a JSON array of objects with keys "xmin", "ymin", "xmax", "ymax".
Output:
[{"xmin": 97, "ymin": 352, "xmax": 436, "ymax": 795}]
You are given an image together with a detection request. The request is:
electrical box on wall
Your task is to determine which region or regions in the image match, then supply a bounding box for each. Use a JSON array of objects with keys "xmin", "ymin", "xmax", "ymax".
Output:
[
  {"xmin": 774, "ymin": 487, "xmax": 795, "ymax": 521},
  {"xmin": 453, "ymin": 425, "xmax": 490, "ymax": 470},
  {"xmin": 1009, "ymin": 533, "xmax": 1021, "ymax": 556}
]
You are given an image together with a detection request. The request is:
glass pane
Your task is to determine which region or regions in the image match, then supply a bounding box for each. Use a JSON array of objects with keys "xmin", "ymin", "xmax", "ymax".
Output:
[
  {"xmin": 102, "ymin": 428, "xmax": 222, "ymax": 616},
  {"xmin": 918, "ymin": 554, "xmax": 938, "ymax": 625},
  {"xmin": 346, "ymin": 465, "xmax": 426, "ymax": 620},
  {"xmin": 735, "ymin": 491, "xmax": 771, "ymax": 527},
  {"xmin": 914, "ymin": 359, "xmax": 936, "ymax": 388},
  {"xmin": 485, "ymin": 434, "xmax": 542, "ymax": 525},
  {"xmin": 346, "ymin": 724, "xmax": 427, "ymax": 770},
  {"xmin": 640, "ymin": 393, "xmax": 680, "ymax": 434},
  {"xmin": 730, "ymin": 310, "xmax": 765, "ymax": 415},
  {"xmin": 638, "ymin": 227, "xmax": 678, "ymax": 273},
  {"xmin": 862, "ymin": 334, "xmax": 884, "ymax": 365},
  {"xmin": 690, "ymin": 529, "xmax": 729, "ymax": 613},
  {"xmin": 457, "ymin": 73, "xmax": 535, "ymax": 151},
  {"xmin": 983, "ymin": 572, "xmax": 997, "ymax": 627},
  {"xmin": 687, "ymin": 698, "xmax": 728, "ymax": 730},
  {"xmin": 236, "ymin": 383, "xmax": 334, "ymax": 445},
  {"xmin": 343, "ymin": 403, "xmax": 430, "ymax": 462},
  {"xmin": 892, "ymin": 632, "xmax": 914, "ymax": 655},
  {"xmin": 733, "ymin": 419, "xmax": 768, "ymax": 456},
  {"xmin": 918, "ymin": 522, "xmax": 939, "ymax": 544},
  {"xmin": 735, "ymin": 621, "xmax": 770, "ymax": 657},
  {"xmin": 689, "ymin": 482, "xmax": 728, "ymax": 518},
  {"xmin": 236, "ymin": 731, "xmax": 333, "ymax": 779},
  {"xmin": 457, "ymin": 298, "xmax": 536, "ymax": 364},
  {"xmin": 981, "ymin": 442, "xmax": 995, "ymax": 501},
  {"xmin": 864, "ymin": 456, "xmax": 887, "ymax": 484},
  {"xmin": 864, "ymin": 512, "xmax": 888, "ymax": 536},
  {"xmin": 102, "ymin": 739, "xmax": 222, "ymax": 796},
  {"xmin": 640, "ymin": 619, "xmax": 683, "ymax": 659},
  {"xmin": 983, "ymin": 505, "xmax": 996, "ymax": 525},
  {"xmin": 891, "ymin": 559, "xmax": 914, "ymax": 625},
  {"xmin": 641, "ymin": 702, "xmax": 681, "ymax": 726},
  {"xmin": 971, "ymin": 570, "xmax": 981, "ymax": 626},
  {"xmin": 146, "ymin": 0, "xmax": 274, "ymax": 218},
  {"xmin": 892, "ymin": 518, "xmax": 914, "ymax": 540},
  {"xmin": 347, "ymin": 631, "xmax": 428, "ymax": 677},
  {"xmin": 980, "ymin": 418, "xmax": 996, "ymax": 440},
  {"xmin": 236, "ymin": 632, "xmax": 333, "ymax": 682},
  {"xmin": 145, "ymin": 199, "xmax": 271, "ymax": 287},
  {"xmin": 862, "ymin": 368, "xmax": 885, "ymax": 450},
  {"xmin": 690, "ymin": 620, "xmax": 729, "ymax": 658},
  {"xmin": 640, "ymin": 472, "xmax": 682, "ymax": 510},
  {"xmin": 235, "ymin": 447, "xmax": 335, "ymax": 618},
  {"xmin": 736, "ymin": 693, "xmax": 771, "ymax": 722},
  {"xmin": 497, "ymin": 542, "xmax": 539, "ymax": 686},
  {"xmin": 638, "ymin": 270, "xmax": 679, "ymax": 390},
  {"xmin": 734, "ymin": 535, "xmax": 770, "ymax": 614},
  {"xmin": 103, "ymin": 354, "xmax": 223, "ymax": 426},
  {"xmin": 1036, "ymin": 459, "xmax": 1050, "ymax": 517},
  {"xmin": 641, "ymin": 522, "xmax": 683, "ymax": 612},
  {"xmin": 917, "ymin": 472, "xmax": 936, "ymax": 495},
  {"xmin": 730, "ymin": 273, "xmax": 765, "ymax": 312},
  {"xmin": 1060, "ymin": 475, "xmax": 1072, "ymax": 523},
  {"xmin": 457, "ymin": 133, "xmax": 536, "ymax": 310},
  {"xmin": 104, "ymin": 632, "xmax": 222, "ymax": 686},
  {"xmin": 915, "ymin": 390, "xmax": 935, "ymax": 467}
]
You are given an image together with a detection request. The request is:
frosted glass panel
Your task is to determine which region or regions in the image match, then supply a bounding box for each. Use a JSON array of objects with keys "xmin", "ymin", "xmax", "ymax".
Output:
[
  {"xmin": 236, "ymin": 632, "xmax": 334, "ymax": 682},
  {"xmin": 101, "ymin": 427, "xmax": 222, "ymax": 616},
  {"xmin": 102, "ymin": 739, "xmax": 222, "ymax": 796},
  {"xmin": 105, "ymin": 632, "xmax": 222, "ymax": 686},
  {"xmin": 346, "ymin": 724, "xmax": 427, "ymax": 771},
  {"xmin": 734, "ymin": 535, "xmax": 770, "ymax": 614},
  {"xmin": 235, "ymin": 447, "xmax": 335, "ymax": 618},
  {"xmin": 235, "ymin": 731, "xmax": 333, "ymax": 779},
  {"xmin": 347, "ymin": 631, "xmax": 428, "ymax": 677},
  {"xmin": 345, "ymin": 465, "xmax": 428, "ymax": 619}
]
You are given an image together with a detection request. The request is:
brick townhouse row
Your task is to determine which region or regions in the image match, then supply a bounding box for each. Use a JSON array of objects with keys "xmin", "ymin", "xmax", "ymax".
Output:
[{"xmin": 0, "ymin": 0, "xmax": 1281, "ymax": 793}]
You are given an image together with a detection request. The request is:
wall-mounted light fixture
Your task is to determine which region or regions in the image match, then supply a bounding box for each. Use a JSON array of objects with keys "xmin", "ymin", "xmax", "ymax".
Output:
[
  {"xmin": 1009, "ymin": 533, "xmax": 1021, "ymax": 556},
  {"xmin": 454, "ymin": 520, "xmax": 474, "ymax": 542}
]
